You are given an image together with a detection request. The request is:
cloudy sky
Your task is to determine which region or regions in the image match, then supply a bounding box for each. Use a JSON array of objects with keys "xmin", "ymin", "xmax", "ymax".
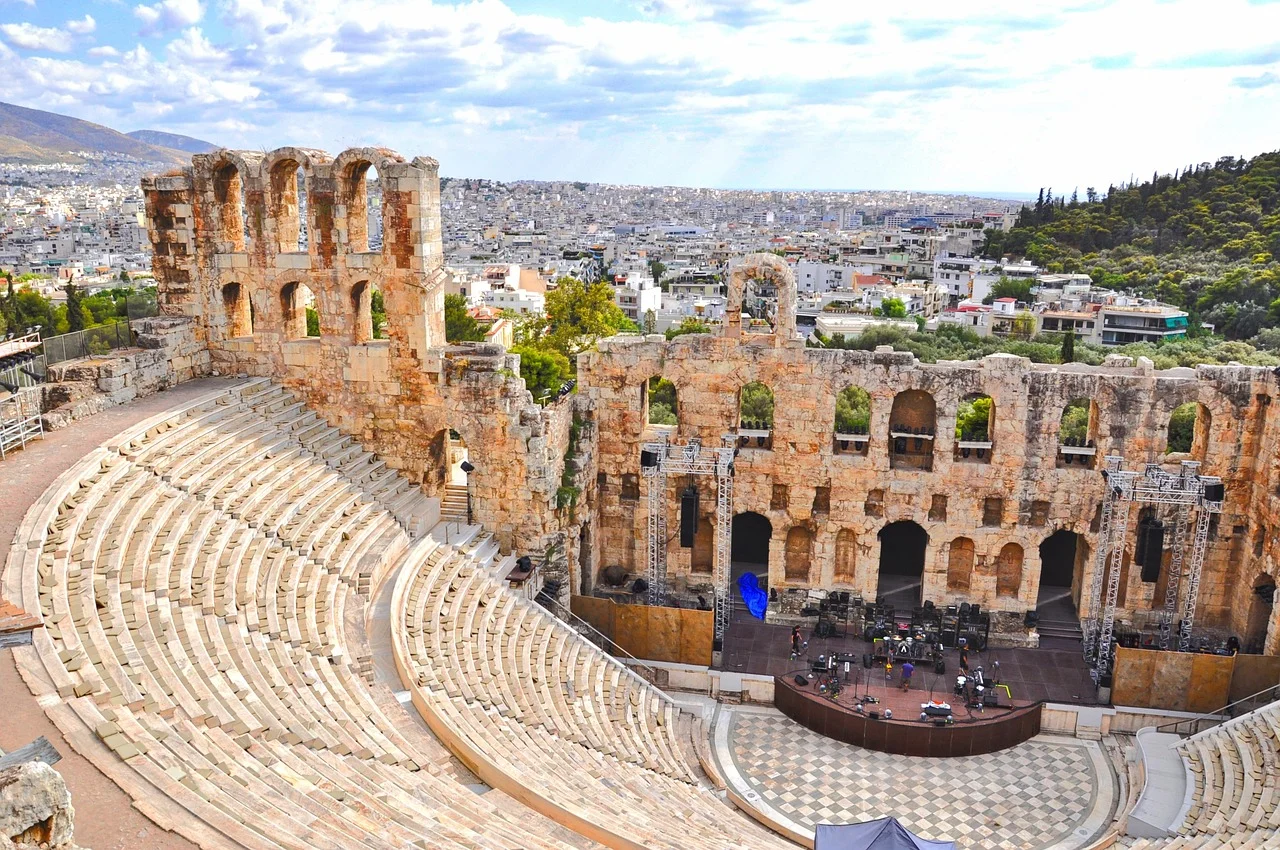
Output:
[{"xmin": 1, "ymin": 0, "xmax": 1279, "ymax": 193}]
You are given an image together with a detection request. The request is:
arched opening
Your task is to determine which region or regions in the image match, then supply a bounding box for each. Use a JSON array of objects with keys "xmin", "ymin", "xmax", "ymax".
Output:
[
  {"xmin": 269, "ymin": 159, "xmax": 306, "ymax": 254},
  {"xmin": 995, "ymin": 542, "xmax": 1024, "ymax": 598},
  {"xmin": 647, "ymin": 377, "xmax": 677, "ymax": 427},
  {"xmin": 344, "ymin": 161, "xmax": 382, "ymax": 252},
  {"xmin": 1166, "ymin": 401, "xmax": 1210, "ymax": 458},
  {"xmin": 784, "ymin": 526, "xmax": 813, "ymax": 584},
  {"xmin": 221, "ymin": 282, "xmax": 252, "ymax": 338},
  {"xmin": 1058, "ymin": 397, "xmax": 1098, "ymax": 469},
  {"xmin": 834, "ymin": 528, "xmax": 857, "ymax": 583},
  {"xmin": 954, "ymin": 392, "xmax": 994, "ymax": 463},
  {"xmin": 877, "ymin": 520, "xmax": 928, "ymax": 608},
  {"xmin": 731, "ymin": 511, "xmax": 772, "ymax": 591},
  {"xmin": 833, "ymin": 385, "xmax": 871, "ymax": 456},
  {"xmin": 947, "ymin": 536, "xmax": 975, "ymax": 594},
  {"xmin": 888, "ymin": 389, "xmax": 936, "ymax": 471},
  {"xmin": 1245, "ymin": 574, "xmax": 1275, "ymax": 653},
  {"xmin": 1037, "ymin": 529, "xmax": 1085, "ymax": 619},
  {"xmin": 280, "ymin": 282, "xmax": 319, "ymax": 339},
  {"xmin": 738, "ymin": 381, "xmax": 774, "ymax": 449},
  {"xmin": 351, "ymin": 281, "xmax": 385, "ymax": 343},
  {"xmin": 212, "ymin": 162, "xmax": 247, "ymax": 252},
  {"xmin": 429, "ymin": 427, "xmax": 471, "ymax": 498}
]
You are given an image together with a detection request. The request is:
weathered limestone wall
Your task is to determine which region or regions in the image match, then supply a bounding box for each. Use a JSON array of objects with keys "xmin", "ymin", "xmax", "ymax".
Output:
[
  {"xmin": 141, "ymin": 148, "xmax": 570, "ymax": 557},
  {"xmin": 579, "ymin": 326, "xmax": 1280, "ymax": 648},
  {"xmin": 0, "ymin": 762, "xmax": 80, "ymax": 849}
]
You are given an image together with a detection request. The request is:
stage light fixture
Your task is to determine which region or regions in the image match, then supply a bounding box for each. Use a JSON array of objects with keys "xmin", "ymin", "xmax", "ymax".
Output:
[{"xmin": 460, "ymin": 460, "xmax": 475, "ymax": 474}]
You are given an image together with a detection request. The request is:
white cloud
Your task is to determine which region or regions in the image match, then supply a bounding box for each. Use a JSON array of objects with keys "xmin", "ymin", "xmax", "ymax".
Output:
[
  {"xmin": 134, "ymin": 0, "xmax": 205, "ymax": 35},
  {"xmin": 88, "ymin": 45, "xmax": 121, "ymax": 57},
  {"xmin": 66, "ymin": 15, "xmax": 97, "ymax": 35},
  {"xmin": 0, "ymin": 22, "xmax": 72, "ymax": 52}
]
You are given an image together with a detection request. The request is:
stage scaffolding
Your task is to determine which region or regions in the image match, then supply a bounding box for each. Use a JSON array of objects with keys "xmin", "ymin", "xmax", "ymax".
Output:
[
  {"xmin": 1083, "ymin": 456, "xmax": 1223, "ymax": 679},
  {"xmin": 640, "ymin": 435, "xmax": 737, "ymax": 643},
  {"xmin": 0, "ymin": 388, "xmax": 44, "ymax": 459}
]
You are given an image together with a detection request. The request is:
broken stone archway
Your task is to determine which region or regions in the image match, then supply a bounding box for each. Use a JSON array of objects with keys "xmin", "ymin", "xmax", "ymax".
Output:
[{"xmin": 877, "ymin": 520, "xmax": 928, "ymax": 608}]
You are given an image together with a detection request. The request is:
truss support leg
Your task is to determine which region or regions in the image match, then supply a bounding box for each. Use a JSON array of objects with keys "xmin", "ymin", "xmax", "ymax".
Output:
[
  {"xmin": 1096, "ymin": 501, "xmax": 1130, "ymax": 680},
  {"xmin": 1084, "ymin": 482, "xmax": 1118, "ymax": 664},
  {"xmin": 1178, "ymin": 508, "xmax": 1212, "ymax": 652},
  {"xmin": 1159, "ymin": 505, "xmax": 1189, "ymax": 651},
  {"xmin": 713, "ymin": 471, "xmax": 734, "ymax": 647},
  {"xmin": 646, "ymin": 466, "xmax": 668, "ymax": 606}
]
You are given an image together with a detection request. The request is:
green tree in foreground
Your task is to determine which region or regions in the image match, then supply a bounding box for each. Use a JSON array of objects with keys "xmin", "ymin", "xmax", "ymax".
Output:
[
  {"xmin": 65, "ymin": 283, "xmax": 86, "ymax": 333},
  {"xmin": 880, "ymin": 296, "xmax": 907, "ymax": 319},
  {"xmin": 444, "ymin": 293, "xmax": 484, "ymax": 343},
  {"xmin": 513, "ymin": 345, "xmax": 571, "ymax": 401}
]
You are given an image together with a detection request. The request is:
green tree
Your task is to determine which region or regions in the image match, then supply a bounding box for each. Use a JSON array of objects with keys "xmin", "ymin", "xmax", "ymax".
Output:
[
  {"xmin": 370, "ymin": 289, "xmax": 387, "ymax": 339},
  {"xmin": 513, "ymin": 344, "xmax": 571, "ymax": 402},
  {"xmin": 65, "ymin": 283, "xmax": 87, "ymax": 333},
  {"xmin": 444, "ymin": 293, "xmax": 484, "ymax": 343},
  {"xmin": 982, "ymin": 277, "xmax": 1034, "ymax": 304},
  {"xmin": 739, "ymin": 381, "xmax": 774, "ymax": 428},
  {"xmin": 1060, "ymin": 327, "xmax": 1076, "ymax": 363},
  {"xmin": 647, "ymin": 377, "xmax": 678, "ymax": 425},
  {"xmin": 664, "ymin": 317, "xmax": 712, "ymax": 340},
  {"xmin": 119, "ymin": 270, "xmax": 130, "ymax": 283},
  {"xmin": 540, "ymin": 277, "xmax": 628, "ymax": 358},
  {"xmin": 305, "ymin": 307, "xmax": 320, "ymax": 337},
  {"xmin": 955, "ymin": 396, "xmax": 992, "ymax": 441},
  {"xmin": 880, "ymin": 296, "xmax": 907, "ymax": 319},
  {"xmin": 641, "ymin": 309, "xmax": 658, "ymax": 336},
  {"xmin": 834, "ymin": 386, "xmax": 871, "ymax": 433},
  {"xmin": 1059, "ymin": 400, "xmax": 1090, "ymax": 443},
  {"xmin": 648, "ymin": 259, "xmax": 666, "ymax": 287},
  {"xmin": 1166, "ymin": 402, "xmax": 1198, "ymax": 453}
]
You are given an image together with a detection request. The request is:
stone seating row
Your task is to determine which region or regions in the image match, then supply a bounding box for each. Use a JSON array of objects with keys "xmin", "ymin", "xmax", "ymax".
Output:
[
  {"xmin": 9, "ymin": 380, "xmax": 597, "ymax": 850},
  {"xmin": 1177, "ymin": 700, "xmax": 1280, "ymax": 835},
  {"xmin": 1123, "ymin": 828, "xmax": 1280, "ymax": 849},
  {"xmin": 393, "ymin": 537, "xmax": 792, "ymax": 850}
]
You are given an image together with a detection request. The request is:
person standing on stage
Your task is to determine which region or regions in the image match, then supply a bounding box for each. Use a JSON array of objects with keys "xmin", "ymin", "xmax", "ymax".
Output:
[
  {"xmin": 900, "ymin": 660, "xmax": 914, "ymax": 692},
  {"xmin": 958, "ymin": 642, "xmax": 970, "ymax": 674},
  {"xmin": 790, "ymin": 625, "xmax": 803, "ymax": 659}
]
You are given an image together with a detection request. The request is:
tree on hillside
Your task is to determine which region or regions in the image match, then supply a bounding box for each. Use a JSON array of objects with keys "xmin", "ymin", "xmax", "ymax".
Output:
[
  {"xmin": 65, "ymin": 283, "xmax": 86, "ymax": 333},
  {"xmin": 881, "ymin": 297, "xmax": 907, "ymax": 318},
  {"xmin": 641, "ymin": 309, "xmax": 657, "ymax": 335},
  {"xmin": 665, "ymin": 317, "xmax": 712, "ymax": 340},
  {"xmin": 1061, "ymin": 327, "xmax": 1075, "ymax": 363},
  {"xmin": 982, "ymin": 277, "xmax": 1034, "ymax": 304},
  {"xmin": 444, "ymin": 293, "xmax": 484, "ymax": 343},
  {"xmin": 512, "ymin": 344, "xmax": 571, "ymax": 401},
  {"xmin": 540, "ymin": 277, "xmax": 629, "ymax": 358},
  {"xmin": 648, "ymin": 259, "xmax": 666, "ymax": 287}
]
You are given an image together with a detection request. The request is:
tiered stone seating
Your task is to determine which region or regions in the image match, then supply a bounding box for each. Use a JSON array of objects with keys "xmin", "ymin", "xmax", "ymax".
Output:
[
  {"xmin": 7, "ymin": 380, "xmax": 600, "ymax": 850},
  {"xmin": 392, "ymin": 536, "xmax": 792, "ymax": 850},
  {"xmin": 1122, "ymin": 828, "xmax": 1280, "ymax": 849},
  {"xmin": 1176, "ymin": 700, "xmax": 1280, "ymax": 838}
]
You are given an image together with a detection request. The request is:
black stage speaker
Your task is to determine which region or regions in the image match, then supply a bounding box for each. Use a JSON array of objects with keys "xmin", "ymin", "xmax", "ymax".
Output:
[
  {"xmin": 934, "ymin": 658, "xmax": 945, "ymax": 674},
  {"xmin": 1024, "ymin": 610, "xmax": 1039, "ymax": 628},
  {"xmin": 1204, "ymin": 482, "xmax": 1225, "ymax": 502},
  {"xmin": 1139, "ymin": 520, "xmax": 1165, "ymax": 581},
  {"xmin": 794, "ymin": 675, "xmax": 808, "ymax": 687},
  {"xmin": 863, "ymin": 653, "xmax": 873, "ymax": 668},
  {"xmin": 679, "ymin": 486, "xmax": 698, "ymax": 548},
  {"xmin": 640, "ymin": 449, "xmax": 658, "ymax": 469}
]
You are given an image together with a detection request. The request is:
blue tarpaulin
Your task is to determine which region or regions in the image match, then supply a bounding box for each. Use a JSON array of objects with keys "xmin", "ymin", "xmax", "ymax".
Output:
[
  {"xmin": 815, "ymin": 818, "xmax": 955, "ymax": 850},
  {"xmin": 737, "ymin": 572, "xmax": 767, "ymax": 619}
]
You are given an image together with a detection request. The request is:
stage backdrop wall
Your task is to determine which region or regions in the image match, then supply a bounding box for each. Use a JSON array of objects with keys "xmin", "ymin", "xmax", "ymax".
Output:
[
  {"xmin": 1229, "ymin": 654, "xmax": 1280, "ymax": 703},
  {"xmin": 1113, "ymin": 648, "xmax": 1234, "ymax": 713},
  {"xmin": 570, "ymin": 596, "xmax": 713, "ymax": 666}
]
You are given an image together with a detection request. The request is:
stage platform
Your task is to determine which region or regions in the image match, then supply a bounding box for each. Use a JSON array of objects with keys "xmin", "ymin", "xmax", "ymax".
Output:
[{"xmin": 717, "ymin": 608, "xmax": 1100, "ymax": 707}]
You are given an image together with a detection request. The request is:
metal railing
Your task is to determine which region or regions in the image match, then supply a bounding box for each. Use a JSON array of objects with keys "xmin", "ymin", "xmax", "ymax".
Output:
[
  {"xmin": 42, "ymin": 321, "xmax": 134, "ymax": 366},
  {"xmin": 1155, "ymin": 683, "xmax": 1280, "ymax": 737}
]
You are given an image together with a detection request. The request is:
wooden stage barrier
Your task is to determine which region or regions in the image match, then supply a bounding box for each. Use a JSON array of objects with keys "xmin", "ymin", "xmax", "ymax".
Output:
[
  {"xmin": 569, "ymin": 596, "xmax": 713, "ymax": 667},
  {"xmin": 1109, "ymin": 647, "xmax": 1280, "ymax": 713}
]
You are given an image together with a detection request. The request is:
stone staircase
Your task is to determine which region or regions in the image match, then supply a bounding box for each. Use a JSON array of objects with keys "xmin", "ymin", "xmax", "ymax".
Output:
[
  {"xmin": 440, "ymin": 483, "xmax": 469, "ymax": 522},
  {"xmin": 1038, "ymin": 617, "xmax": 1085, "ymax": 641}
]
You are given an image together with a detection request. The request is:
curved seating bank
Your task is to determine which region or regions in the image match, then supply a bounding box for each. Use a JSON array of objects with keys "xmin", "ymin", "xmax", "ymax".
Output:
[{"xmin": 4, "ymin": 380, "xmax": 791, "ymax": 850}]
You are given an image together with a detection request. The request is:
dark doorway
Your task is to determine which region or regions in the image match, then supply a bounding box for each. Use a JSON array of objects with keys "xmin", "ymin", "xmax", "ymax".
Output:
[
  {"xmin": 1038, "ymin": 529, "xmax": 1082, "ymax": 621},
  {"xmin": 877, "ymin": 520, "xmax": 928, "ymax": 608},
  {"xmin": 731, "ymin": 512, "xmax": 772, "ymax": 589},
  {"xmin": 1245, "ymin": 574, "xmax": 1275, "ymax": 653}
]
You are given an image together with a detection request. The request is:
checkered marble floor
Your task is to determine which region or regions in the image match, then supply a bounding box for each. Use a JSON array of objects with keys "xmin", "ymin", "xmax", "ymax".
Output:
[{"xmin": 727, "ymin": 711, "xmax": 1108, "ymax": 850}]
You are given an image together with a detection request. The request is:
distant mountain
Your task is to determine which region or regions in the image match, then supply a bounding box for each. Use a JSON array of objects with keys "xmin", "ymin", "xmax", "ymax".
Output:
[
  {"xmin": 0, "ymin": 101, "xmax": 190, "ymax": 165},
  {"xmin": 126, "ymin": 129, "xmax": 217, "ymax": 154}
]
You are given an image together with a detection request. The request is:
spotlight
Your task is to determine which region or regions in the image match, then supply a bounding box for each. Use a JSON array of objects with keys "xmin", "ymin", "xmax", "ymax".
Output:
[{"xmin": 460, "ymin": 460, "xmax": 475, "ymax": 474}]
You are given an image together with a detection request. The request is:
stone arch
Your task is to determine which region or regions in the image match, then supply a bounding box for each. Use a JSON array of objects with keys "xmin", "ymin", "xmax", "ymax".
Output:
[
  {"xmin": 947, "ymin": 536, "xmax": 975, "ymax": 593},
  {"xmin": 723, "ymin": 252, "xmax": 796, "ymax": 345},
  {"xmin": 221, "ymin": 281, "xmax": 252, "ymax": 338},
  {"xmin": 996, "ymin": 542, "xmax": 1024, "ymax": 597},
  {"xmin": 1166, "ymin": 401, "xmax": 1210, "ymax": 458},
  {"xmin": 784, "ymin": 526, "xmax": 813, "ymax": 583},
  {"xmin": 335, "ymin": 147, "xmax": 405, "ymax": 252},
  {"xmin": 210, "ymin": 159, "xmax": 248, "ymax": 252},
  {"xmin": 834, "ymin": 528, "xmax": 857, "ymax": 582},
  {"xmin": 280, "ymin": 281, "xmax": 318, "ymax": 339},
  {"xmin": 889, "ymin": 389, "xmax": 936, "ymax": 470},
  {"xmin": 646, "ymin": 376, "xmax": 678, "ymax": 427}
]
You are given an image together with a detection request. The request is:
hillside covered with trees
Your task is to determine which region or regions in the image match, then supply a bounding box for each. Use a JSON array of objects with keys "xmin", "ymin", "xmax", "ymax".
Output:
[{"xmin": 981, "ymin": 150, "xmax": 1280, "ymax": 348}]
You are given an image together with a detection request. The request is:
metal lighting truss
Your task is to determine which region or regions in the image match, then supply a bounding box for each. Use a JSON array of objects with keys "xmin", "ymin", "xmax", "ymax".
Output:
[
  {"xmin": 640, "ymin": 434, "xmax": 737, "ymax": 641},
  {"xmin": 1089, "ymin": 457, "xmax": 1222, "ymax": 678}
]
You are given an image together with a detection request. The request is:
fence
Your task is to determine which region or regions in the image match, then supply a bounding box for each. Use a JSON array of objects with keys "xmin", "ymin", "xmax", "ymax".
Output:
[
  {"xmin": 42, "ymin": 321, "xmax": 135, "ymax": 366},
  {"xmin": 0, "ymin": 388, "xmax": 44, "ymax": 459}
]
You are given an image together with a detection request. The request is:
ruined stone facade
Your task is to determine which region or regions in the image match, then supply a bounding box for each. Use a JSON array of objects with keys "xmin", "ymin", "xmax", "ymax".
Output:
[
  {"xmin": 141, "ymin": 148, "xmax": 573, "ymax": 557},
  {"xmin": 580, "ymin": 254, "xmax": 1280, "ymax": 653},
  {"xmin": 142, "ymin": 153, "xmax": 1280, "ymax": 655}
]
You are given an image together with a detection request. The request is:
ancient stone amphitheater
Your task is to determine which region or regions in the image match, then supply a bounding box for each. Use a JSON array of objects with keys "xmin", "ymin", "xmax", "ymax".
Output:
[{"xmin": 2, "ymin": 146, "xmax": 1278, "ymax": 850}]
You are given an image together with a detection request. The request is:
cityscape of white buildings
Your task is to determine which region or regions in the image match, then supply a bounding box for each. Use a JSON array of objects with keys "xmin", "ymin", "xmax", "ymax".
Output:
[{"xmin": 0, "ymin": 168, "xmax": 1190, "ymax": 348}]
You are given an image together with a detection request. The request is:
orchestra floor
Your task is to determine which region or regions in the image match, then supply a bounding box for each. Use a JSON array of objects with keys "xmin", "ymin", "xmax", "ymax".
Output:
[{"xmin": 717, "ymin": 608, "xmax": 1101, "ymax": 706}]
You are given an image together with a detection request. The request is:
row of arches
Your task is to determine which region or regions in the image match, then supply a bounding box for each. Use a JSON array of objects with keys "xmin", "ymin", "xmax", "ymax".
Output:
[
  {"xmin": 212, "ymin": 157, "xmax": 382, "ymax": 255},
  {"xmin": 219, "ymin": 280, "xmax": 386, "ymax": 342},
  {"xmin": 641, "ymin": 378, "xmax": 1212, "ymax": 460}
]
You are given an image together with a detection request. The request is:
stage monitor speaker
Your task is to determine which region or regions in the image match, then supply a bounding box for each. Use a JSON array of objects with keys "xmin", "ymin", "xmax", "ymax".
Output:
[
  {"xmin": 679, "ymin": 486, "xmax": 698, "ymax": 548},
  {"xmin": 794, "ymin": 675, "xmax": 808, "ymax": 687},
  {"xmin": 1024, "ymin": 610, "xmax": 1039, "ymax": 628},
  {"xmin": 868, "ymin": 711, "xmax": 880, "ymax": 720},
  {"xmin": 640, "ymin": 449, "xmax": 658, "ymax": 469},
  {"xmin": 1204, "ymin": 482, "xmax": 1225, "ymax": 502}
]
